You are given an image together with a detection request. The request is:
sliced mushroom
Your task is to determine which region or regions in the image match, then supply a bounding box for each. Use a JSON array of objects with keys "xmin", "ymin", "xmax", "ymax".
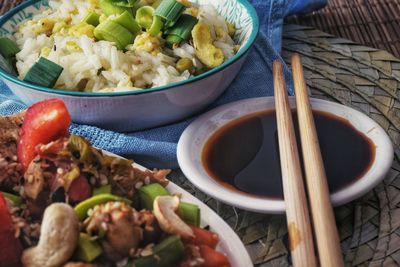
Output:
[
  {"xmin": 23, "ymin": 159, "xmax": 45, "ymax": 200},
  {"xmin": 153, "ymin": 195, "xmax": 194, "ymax": 239},
  {"xmin": 84, "ymin": 201, "xmax": 143, "ymax": 261},
  {"xmin": 22, "ymin": 203, "xmax": 79, "ymax": 267}
]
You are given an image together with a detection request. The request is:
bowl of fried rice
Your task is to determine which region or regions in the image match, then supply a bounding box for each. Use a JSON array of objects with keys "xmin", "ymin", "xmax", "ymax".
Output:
[{"xmin": 0, "ymin": 0, "xmax": 259, "ymax": 131}]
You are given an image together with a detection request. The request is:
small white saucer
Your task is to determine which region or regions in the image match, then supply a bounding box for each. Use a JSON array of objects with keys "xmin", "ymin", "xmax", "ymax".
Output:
[{"xmin": 177, "ymin": 97, "xmax": 394, "ymax": 214}]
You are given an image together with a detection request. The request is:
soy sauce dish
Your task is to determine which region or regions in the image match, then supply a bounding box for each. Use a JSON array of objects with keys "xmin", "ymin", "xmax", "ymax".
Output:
[{"xmin": 177, "ymin": 97, "xmax": 394, "ymax": 214}]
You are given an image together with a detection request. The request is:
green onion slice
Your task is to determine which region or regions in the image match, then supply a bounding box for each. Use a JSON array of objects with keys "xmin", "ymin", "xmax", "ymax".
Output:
[
  {"xmin": 100, "ymin": 0, "xmax": 132, "ymax": 16},
  {"xmin": 92, "ymin": 185, "xmax": 112, "ymax": 196},
  {"xmin": 110, "ymin": 0, "xmax": 137, "ymax": 7},
  {"xmin": 23, "ymin": 57, "xmax": 63, "ymax": 88},
  {"xmin": 137, "ymin": 183, "xmax": 200, "ymax": 226},
  {"xmin": 178, "ymin": 202, "xmax": 200, "ymax": 226},
  {"xmin": 164, "ymin": 19, "xmax": 177, "ymax": 28},
  {"xmin": 0, "ymin": 54, "xmax": 16, "ymax": 75},
  {"xmin": 0, "ymin": 37, "xmax": 20, "ymax": 59},
  {"xmin": 148, "ymin": 15, "xmax": 164, "ymax": 36},
  {"xmin": 138, "ymin": 183, "xmax": 169, "ymax": 211},
  {"xmin": 82, "ymin": 11, "xmax": 100, "ymax": 26},
  {"xmin": 165, "ymin": 14, "xmax": 197, "ymax": 44},
  {"xmin": 76, "ymin": 233, "xmax": 103, "ymax": 262},
  {"xmin": 94, "ymin": 20, "xmax": 135, "ymax": 50},
  {"xmin": 155, "ymin": 0, "xmax": 185, "ymax": 27},
  {"xmin": 166, "ymin": 34, "xmax": 183, "ymax": 46},
  {"xmin": 113, "ymin": 10, "xmax": 141, "ymax": 35},
  {"xmin": 136, "ymin": 6, "xmax": 155, "ymax": 29}
]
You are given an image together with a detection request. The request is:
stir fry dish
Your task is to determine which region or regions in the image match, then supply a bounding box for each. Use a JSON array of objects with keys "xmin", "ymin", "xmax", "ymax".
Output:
[
  {"xmin": 0, "ymin": 99, "xmax": 231, "ymax": 267},
  {"xmin": 0, "ymin": 0, "xmax": 239, "ymax": 92}
]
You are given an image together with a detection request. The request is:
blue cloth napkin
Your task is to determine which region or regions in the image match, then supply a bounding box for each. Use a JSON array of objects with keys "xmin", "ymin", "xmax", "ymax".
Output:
[{"xmin": 0, "ymin": 0, "xmax": 326, "ymax": 169}]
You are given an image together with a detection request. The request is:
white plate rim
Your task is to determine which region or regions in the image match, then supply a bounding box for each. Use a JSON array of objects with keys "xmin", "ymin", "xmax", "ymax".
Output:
[{"xmin": 177, "ymin": 96, "xmax": 394, "ymax": 214}]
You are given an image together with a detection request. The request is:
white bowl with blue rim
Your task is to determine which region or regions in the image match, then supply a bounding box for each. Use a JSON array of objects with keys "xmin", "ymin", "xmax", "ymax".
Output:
[{"xmin": 0, "ymin": 0, "xmax": 259, "ymax": 132}]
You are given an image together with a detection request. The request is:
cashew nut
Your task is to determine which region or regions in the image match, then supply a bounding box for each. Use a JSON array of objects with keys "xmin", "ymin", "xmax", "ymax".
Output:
[
  {"xmin": 153, "ymin": 195, "xmax": 194, "ymax": 239},
  {"xmin": 22, "ymin": 203, "xmax": 79, "ymax": 267}
]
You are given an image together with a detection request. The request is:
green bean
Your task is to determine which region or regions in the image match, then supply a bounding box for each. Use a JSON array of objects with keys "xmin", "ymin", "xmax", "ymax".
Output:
[
  {"xmin": 76, "ymin": 233, "xmax": 102, "ymax": 262},
  {"xmin": 133, "ymin": 235, "xmax": 184, "ymax": 267}
]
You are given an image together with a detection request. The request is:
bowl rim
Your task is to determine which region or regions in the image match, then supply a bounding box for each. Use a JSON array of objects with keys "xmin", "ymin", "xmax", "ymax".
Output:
[
  {"xmin": 177, "ymin": 97, "xmax": 394, "ymax": 214},
  {"xmin": 0, "ymin": 0, "xmax": 259, "ymax": 97}
]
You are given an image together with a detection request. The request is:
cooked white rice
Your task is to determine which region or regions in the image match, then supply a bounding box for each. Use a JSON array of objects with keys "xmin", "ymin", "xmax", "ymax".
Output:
[{"xmin": 13, "ymin": 0, "xmax": 238, "ymax": 92}]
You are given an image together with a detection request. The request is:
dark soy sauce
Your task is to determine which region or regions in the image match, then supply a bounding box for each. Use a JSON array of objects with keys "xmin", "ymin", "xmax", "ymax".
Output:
[{"xmin": 202, "ymin": 110, "xmax": 376, "ymax": 199}]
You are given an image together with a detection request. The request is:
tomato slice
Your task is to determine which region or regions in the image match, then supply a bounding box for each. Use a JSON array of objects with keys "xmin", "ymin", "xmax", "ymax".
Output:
[
  {"xmin": 191, "ymin": 226, "xmax": 219, "ymax": 249},
  {"xmin": 0, "ymin": 193, "xmax": 23, "ymax": 267},
  {"xmin": 18, "ymin": 99, "xmax": 71, "ymax": 170},
  {"xmin": 68, "ymin": 175, "xmax": 92, "ymax": 203},
  {"xmin": 199, "ymin": 245, "xmax": 230, "ymax": 267}
]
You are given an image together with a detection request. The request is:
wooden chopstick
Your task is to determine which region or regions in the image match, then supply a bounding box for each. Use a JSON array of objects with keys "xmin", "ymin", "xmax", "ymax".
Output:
[
  {"xmin": 273, "ymin": 60, "xmax": 317, "ymax": 267},
  {"xmin": 291, "ymin": 53, "xmax": 344, "ymax": 267}
]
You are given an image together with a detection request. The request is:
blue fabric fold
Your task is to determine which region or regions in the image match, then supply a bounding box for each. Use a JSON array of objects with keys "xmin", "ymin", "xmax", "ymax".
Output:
[{"xmin": 0, "ymin": 0, "xmax": 326, "ymax": 169}]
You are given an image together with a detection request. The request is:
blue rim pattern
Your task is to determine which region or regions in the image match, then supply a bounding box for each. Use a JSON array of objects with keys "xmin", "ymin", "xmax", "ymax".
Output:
[{"xmin": 0, "ymin": 0, "xmax": 259, "ymax": 97}]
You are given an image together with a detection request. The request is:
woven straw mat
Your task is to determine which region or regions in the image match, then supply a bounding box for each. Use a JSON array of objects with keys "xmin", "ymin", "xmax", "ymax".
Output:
[
  {"xmin": 286, "ymin": 0, "xmax": 400, "ymax": 59},
  {"xmin": 171, "ymin": 24, "xmax": 400, "ymax": 267}
]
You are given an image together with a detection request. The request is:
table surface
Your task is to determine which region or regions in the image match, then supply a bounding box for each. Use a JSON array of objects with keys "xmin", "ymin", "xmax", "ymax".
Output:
[
  {"xmin": 286, "ymin": 0, "xmax": 400, "ymax": 58},
  {"xmin": 1, "ymin": 1, "xmax": 400, "ymax": 267}
]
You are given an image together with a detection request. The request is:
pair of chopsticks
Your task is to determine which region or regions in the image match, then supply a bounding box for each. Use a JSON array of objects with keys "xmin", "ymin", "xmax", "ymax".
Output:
[{"xmin": 273, "ymin": 54, "xmax": 344, "ymax": 267}]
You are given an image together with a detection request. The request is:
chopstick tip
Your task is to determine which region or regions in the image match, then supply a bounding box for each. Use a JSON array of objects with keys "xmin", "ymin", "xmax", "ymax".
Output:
[
  {"xmin": 273, "ymin": 59, "xmax": 284, "ymax": 74},
  {"xmin": 291, "ymin": 53, "xmax": 302, "ymax": 65}
]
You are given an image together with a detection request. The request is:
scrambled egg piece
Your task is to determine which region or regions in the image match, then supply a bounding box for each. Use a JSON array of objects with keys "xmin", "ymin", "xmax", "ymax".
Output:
[
  {"xmin": 215, "ymin": 26, "xmax": 226, "ymax": 40},
  {"xmin": 52, "ymin": 21, "xmax": 68, "ymax": 34},
  {"xmin": 66, "ymin": 41, "xmax": 83, "ymax": 53},
  {"xmin": 88, "ymin": 0, "xmax": 100, "ymax": 8},
  {"xmin": 176, "ymin": 58, "xmax": 194, "ymax": 73},
  {"xmin": 69, "ymin": 7, "xmax": 79, "ymax": 15},
  {"xmin": 234, "ymin": 44, "xmax": 241, "ymax": 53},
  {"xmin": 177, "ymin": 0, "xmax": 192, "ymax": 7},
  {"xmin": 119, "ymin": 77, "xmax": 134, "ymax": 88},
  {"xmin": 226, "ymin": 21, "xmax": 236, "ymax": 37},
  {"xmin": 186, "ymin": 7, "xmax": 199, "ymax": 17},
  {"xmin": 33, "ymin": 18, "xmax": 55, "ymax": 35},
  {"xmin": 40, "ymin": 47, "xmax": 51, "ymax": 57},
  {"xmin": 192, "ymin": 22, "xmax": 224, "ymax": 68},
  {"xmin": 132, "ymin": 32, "xmax": 161, "ymax": 55},
  {"xmin": 215, "ymin": 23, "xmax": 236, "ymax": 40},
  {"xmin": 68, "ymin": 22, "xmax": 95, "ymax": 38}
]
